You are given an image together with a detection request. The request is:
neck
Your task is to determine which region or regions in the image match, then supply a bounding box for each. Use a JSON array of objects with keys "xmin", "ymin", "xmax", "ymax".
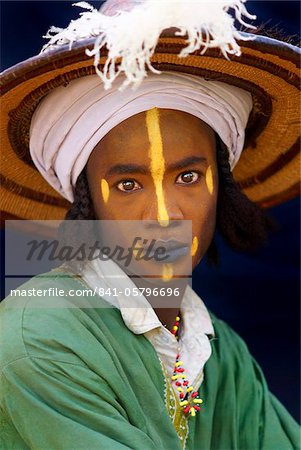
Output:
[
  {"xmin": 131, "ymin": 275, "xmax": 187, "ymax": 330},
  {"xmin": 154, "ymin": 307, "xmax": 180, "ymax": 332}
]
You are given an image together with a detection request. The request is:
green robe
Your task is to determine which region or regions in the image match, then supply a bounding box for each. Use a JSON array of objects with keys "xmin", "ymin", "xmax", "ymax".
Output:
[{"xmin": 0, "ymin": 269, "xmax": 299, "ymax": 449}]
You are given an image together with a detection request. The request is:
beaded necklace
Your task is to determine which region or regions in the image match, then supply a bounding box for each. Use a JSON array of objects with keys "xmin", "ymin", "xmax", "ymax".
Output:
[{"xmin": 170, "ymin": 315, "xmax": 203, "ymax": 417}]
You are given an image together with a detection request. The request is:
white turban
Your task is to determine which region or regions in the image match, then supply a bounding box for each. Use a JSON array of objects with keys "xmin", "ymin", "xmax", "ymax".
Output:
[{"xmin": 30, "ymin": 72, "xmax": 252, "ymax": 202}]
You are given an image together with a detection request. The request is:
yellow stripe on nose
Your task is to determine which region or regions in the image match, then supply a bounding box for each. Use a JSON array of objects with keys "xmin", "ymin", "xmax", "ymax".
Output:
[{"xmin": 146, "ymin": 108, "xmax": 169, "ymax": 227}]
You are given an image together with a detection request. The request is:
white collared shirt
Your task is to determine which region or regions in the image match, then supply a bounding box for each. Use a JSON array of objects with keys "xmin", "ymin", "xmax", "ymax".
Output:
[{"xmin": 81, "ymin": 258, "xmax": 215, "ymax": 392}]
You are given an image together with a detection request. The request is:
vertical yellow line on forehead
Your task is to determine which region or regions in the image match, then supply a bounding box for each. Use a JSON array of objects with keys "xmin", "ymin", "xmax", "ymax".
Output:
[
  {"xmin": 191, "ymin": 236, "xmax": 199, "ymax": 257},
  {"xmin": 100, "ymin": 178, "xmax": 110, "ymax": 203},
  {"xmin": 146, "ymin": 108, "xmax": 169, "ymax": 227},
  {"xmin": 205, "ymin": 165, "xmax": 214, "ymax": 195}
]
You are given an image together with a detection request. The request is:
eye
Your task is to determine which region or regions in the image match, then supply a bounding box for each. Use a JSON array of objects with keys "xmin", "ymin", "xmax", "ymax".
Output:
[
  {"xmin": 176, "ymin": 171, "xmax": 200, "ymax": 185},
  {"xmin": 116, "ymin": 179, "xmax": 142, "ymax": 192}
]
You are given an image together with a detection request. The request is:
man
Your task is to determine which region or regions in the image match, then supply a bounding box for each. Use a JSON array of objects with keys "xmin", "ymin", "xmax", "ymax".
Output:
[{"xmin": 1, "ymin": 1, "xmax": 300, "ymax": 448}]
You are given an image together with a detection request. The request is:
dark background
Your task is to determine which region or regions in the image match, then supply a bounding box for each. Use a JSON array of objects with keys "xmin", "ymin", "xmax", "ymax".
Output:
[{"xmin": 1, "ymin": 0, "xmax": 300, "ymax": 421}]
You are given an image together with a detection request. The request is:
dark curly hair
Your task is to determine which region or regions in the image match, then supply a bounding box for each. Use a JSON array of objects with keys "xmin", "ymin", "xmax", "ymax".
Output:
[
  {"xmin": 216, "ymin": 139, "xmax": 273, "ymax": 252},
  {"xmin": 59, "ymin": 136, "xmax": 273, "ymax": 268}
]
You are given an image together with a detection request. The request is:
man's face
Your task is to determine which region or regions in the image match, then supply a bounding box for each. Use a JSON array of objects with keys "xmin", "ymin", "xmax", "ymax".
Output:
[{"xmin": 86, "ymin": 108, "xmax": 218, "ymax": 276}]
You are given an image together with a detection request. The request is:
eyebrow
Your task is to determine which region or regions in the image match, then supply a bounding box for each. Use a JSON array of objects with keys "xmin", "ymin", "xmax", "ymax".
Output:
[
  {"xmin": 105, "ymin": 164, "xmax": 149, "ymax": 177},
  {"xmin": 105, "ymin": 156, "xmax": 207, "ymax": 177},
  {"xmin": 168, "ymin": 156, "xmax": 207, "ymax": 171}
]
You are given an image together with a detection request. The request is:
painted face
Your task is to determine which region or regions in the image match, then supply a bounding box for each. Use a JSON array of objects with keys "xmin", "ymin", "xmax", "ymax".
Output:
[{"xmin": 86, "ymin": 108, "xmax": 218, "ymax": 273}]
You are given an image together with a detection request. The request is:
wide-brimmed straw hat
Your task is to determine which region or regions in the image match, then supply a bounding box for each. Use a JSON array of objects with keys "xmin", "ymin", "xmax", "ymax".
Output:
[{"xmin": 1, "ymin": 0, "xmax": 300, "ymax": 220}]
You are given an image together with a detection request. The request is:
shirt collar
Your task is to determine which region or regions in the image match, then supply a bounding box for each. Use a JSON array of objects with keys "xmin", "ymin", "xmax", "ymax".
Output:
[{"xmin": 81, "ymin": 257, "xmax": 215, "ymax": 338}]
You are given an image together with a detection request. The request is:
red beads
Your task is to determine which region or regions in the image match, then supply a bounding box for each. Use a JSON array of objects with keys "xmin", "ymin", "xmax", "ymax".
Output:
[{"xmin": 170, "ymin": 313, "xmax": 204, "ymax": 418}]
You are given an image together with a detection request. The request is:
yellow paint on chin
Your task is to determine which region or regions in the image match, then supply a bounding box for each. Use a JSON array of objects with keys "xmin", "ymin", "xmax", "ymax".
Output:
[
  {"xmin": 191, "ymin": 236, "xmax": 199, "ymax": 257},
  {"xmin": 100, "ymin": 178, "xmax": 110, "ymax": 203},
  {"xmin": 162, "ymin": 263, "xmax": 173, "ymax": 282},
  {"xmin": 146, "ymin": 108, "xmax": 169, "ymax": 227},
  {"xmin": 205, "ymin": 165, "xmax": 214, "ymax": 195}
]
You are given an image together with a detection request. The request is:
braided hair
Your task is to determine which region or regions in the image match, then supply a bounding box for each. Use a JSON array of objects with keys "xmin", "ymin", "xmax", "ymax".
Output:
[
  {"xmin": 60, "ymin": 137, "xmax": 273, "ymax": 266},
  {"xmin": 64, "ymin": 170, "xmax": 95, "ymax": 221},
  {"xmin": 216, "ymin": 139, "xmax": 273, "ymax": 253}
]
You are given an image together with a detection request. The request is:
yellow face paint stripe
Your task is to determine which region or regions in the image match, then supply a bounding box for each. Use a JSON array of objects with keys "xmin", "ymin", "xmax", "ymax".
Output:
[
  {"xmin": 162, "ymin": 263, "xmax": 173, "ymax": 282},
  {"xmin": 146, "ymin": 108, "xmax": 169, "ymax": 227},
  {"xmin": 205, "ymin": 165, "xmax": 214, "ymax": 195},
  {"xmin": 191, "ymin": 236, "xmax": 199, "ymax": 257},
  {"xmin": 100, "ymin": 178, "xmax": 110, "ymax": 203},
  {"xmin": 132, "ymin": 240, "xmax": 142, "ymax": 259}
]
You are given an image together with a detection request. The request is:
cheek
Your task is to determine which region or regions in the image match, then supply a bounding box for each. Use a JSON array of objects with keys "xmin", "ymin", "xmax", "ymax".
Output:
[
  {"xmin": 191, "ymin": 196, "xmax": 217, "ymax": 263},
  {"xmin": 88, "ymin": 176, "xmax": 123, "ymax": 220},
  {"xmin": 93, "ymin": 188, "xmax": 147, "ymax": 220},
  {"xmin": 88, "ymin": 180, "xmax": 111, "ymax": 220}
]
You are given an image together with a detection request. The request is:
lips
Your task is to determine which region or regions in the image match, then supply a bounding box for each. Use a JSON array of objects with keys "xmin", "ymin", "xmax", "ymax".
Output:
[{"xmin": 142, "ymin": 239, "xmax": 190, "ymax": 263}]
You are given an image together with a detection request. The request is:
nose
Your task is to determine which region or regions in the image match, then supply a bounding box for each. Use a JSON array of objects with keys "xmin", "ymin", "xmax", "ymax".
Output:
[{"xmin": 142, "ymin": 189, "xmax": 184, "ymax": 225}]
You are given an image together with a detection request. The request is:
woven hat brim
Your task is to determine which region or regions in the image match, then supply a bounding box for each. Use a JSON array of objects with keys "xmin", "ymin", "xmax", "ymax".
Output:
[{"xmin": 1, "ymin": 33, "xmax": 300, "ymax": 220}]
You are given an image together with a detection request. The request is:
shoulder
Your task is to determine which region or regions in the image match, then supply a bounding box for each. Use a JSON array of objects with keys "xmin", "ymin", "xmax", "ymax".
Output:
[
  {"xmin": 206, "ymin": 314, "xmax": 300, "ymax": 448},
  {"xmin": 206, "ymin": 312, "xmax": 271, "ymax": 401},
  {"xmin": 208, "ymin": 313, "xmax": 259, "ymax": 376},
  {"xmin": 0, "ymin": 269, "xmax": 120, "ymax": 370},
  {"xmin": 210, "ymin": 313, "xmax": 250, "ymax": 349}
]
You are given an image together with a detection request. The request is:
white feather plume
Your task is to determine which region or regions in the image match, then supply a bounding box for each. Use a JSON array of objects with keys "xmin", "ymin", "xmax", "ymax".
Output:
[{"xmin": 42, "ymin": 0, "xmax": 256, "ymax": 89}]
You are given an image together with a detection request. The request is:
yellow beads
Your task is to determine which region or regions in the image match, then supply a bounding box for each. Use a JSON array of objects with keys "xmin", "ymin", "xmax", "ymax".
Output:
[
  {"xmin": 171, "ymin": 313, "xmax": 204, "ymax": 418},
  {"xmin": 180, "ymin": 400, "xmax": 188, "ymax": 406},
  {"xmin": 175, "ymin": 361, "xmax": 183, "ymax": 367}
]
